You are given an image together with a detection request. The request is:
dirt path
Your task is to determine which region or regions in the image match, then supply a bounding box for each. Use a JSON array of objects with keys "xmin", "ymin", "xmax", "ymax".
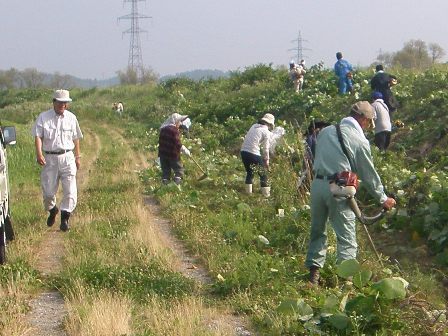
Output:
[
  {"xmin": 112, "ymin": 128, "xmax": 253, "ymax": 335},
  {"xmin": 142, "ymin": 197, "xmax": 252, "ymax": 335},
  {"xmin": 25, "ymin": 125, "xmax": 252, "ymax": 335},
  {"xmin": 25, "ymin": 129, "xmax": 100, "ymax": 336}
]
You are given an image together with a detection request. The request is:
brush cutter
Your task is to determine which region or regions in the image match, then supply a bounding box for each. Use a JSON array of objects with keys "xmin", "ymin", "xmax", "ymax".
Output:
[
  {"xmin": 329, "ymin": 173, "xmax": 392, "ymax": 267},
  {"xmin": 347, "ymin": 196, "xmax": 386, "ymax": 267}
]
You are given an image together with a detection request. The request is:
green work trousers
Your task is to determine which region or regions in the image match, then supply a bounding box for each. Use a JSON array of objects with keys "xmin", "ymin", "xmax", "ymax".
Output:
[{"xmin": 305, "ymin": 179, "xmax": 357, "ymax": 269}]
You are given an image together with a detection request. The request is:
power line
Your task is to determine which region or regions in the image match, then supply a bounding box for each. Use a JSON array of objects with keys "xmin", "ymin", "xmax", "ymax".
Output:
[{"xmin": 118, "ymin": 0, "xmax": 151, "ymax": 78}]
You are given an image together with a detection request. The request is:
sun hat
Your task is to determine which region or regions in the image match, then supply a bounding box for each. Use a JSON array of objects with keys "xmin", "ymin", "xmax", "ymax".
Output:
[
  {"xmin": 53, "ymin": 89, "xmax": 72, "ymax": 102},
  {"xmin": 372, "ymin": 91, "xmax": 383, "ymax": 100},
  {"xmin": 172, "ymin": 113, "xmax": 188, "ymax": 123},
  {"xmin": 350, "ymin": 101, "xmax": 375, "ymax": 119},
  {"xmin": 261, "ymin": 113, "xmax": 275, "ymax": 127},
  {"xmin": 351, "ymin": 101, "xmax": 376, "ymax": 128}
]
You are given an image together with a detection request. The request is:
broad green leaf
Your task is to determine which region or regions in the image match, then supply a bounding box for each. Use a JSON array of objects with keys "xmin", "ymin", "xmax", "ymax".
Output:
[
  {"xmin": 321, "ymin": 295, "xmax": 339, "ymax": 317},
  {"xmin": 276, "ymin": 299, "xmax": 314, "ymax": 321},
  {"xmin": 277, "ymin": 299, "xmax": 300, "ymax": 317},
  {"xmin": 345, "ymin": 295, "xmax": 376, "ymax": 316},
  {"xmin": 372, "ymin": 278, "xmax": 407, "ymax": 300},
  {"xmin": 353, "ymin": 269, "xmax": 373, "ymax": 289},
  {"xmin": 297, "ymin": 300, "xmax": 314, "ymax": 322},
  {"xmin": 336, "ymin": 259, "xmax": 360, "ymax": 279},
  {"xmin": 328, "ymin": 313, "xmax": 349, "ymax": 330}
]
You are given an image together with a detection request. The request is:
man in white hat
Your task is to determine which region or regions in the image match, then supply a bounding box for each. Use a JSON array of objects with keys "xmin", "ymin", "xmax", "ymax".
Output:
[
  {"xmin": 31, "ymin": 89, "xmax": 83, "ymax": 231},
  {"xmin": 240, "ymin": 113, "xmax": 275, "ymax": 197},
  {"xmin": 305, "ymin": 101, "xmax": 396, "ymax": 284}
]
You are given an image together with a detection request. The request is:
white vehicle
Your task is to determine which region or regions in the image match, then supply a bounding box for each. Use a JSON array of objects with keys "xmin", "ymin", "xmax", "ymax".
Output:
[{"xmin": 0, "ymin": 126, "xmax": 16, "ymax": 264}]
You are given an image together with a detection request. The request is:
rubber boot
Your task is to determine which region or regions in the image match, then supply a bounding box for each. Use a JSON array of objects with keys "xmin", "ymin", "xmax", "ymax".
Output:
[
  {"xmin": 60, "ymin": 211, "xmax": 71, "ymax": 232},
  {"xmin": 245, "ymin": 184, "xmax": 253, "ymax": 194},
  {"xmin": 309, "ymin": 266, "xmax": 320, "ymax": 285},
  {"xmin": 261, "ymin": 187, "xmax": 270, "ymax": 198},
  {"xmin": 47, "ymin": 206, "xmax": 59, "ymax": 227}
]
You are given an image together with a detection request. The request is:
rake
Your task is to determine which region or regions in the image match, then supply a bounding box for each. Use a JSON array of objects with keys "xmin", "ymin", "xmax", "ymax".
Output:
[{"xmin": 188, "ymin": 155, "xmax": 208, "ymax": 181}]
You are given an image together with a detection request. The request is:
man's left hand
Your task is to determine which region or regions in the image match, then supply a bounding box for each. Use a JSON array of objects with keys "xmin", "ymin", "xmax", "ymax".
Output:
[{"xmin": 382, "ymin": 197, "xmax": 396, "ymax": 210}]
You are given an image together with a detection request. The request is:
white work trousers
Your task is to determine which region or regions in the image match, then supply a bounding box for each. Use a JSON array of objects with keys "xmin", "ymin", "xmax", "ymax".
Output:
[{"xmin": 41, "ymin": 152, "xmax": 77, "ymax": 213}]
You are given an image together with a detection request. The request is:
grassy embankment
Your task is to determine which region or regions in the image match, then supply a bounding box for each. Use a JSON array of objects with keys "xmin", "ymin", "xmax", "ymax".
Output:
[{"xmin": 2, "ymin": 63, "xmax": 448, "ymax": 335}]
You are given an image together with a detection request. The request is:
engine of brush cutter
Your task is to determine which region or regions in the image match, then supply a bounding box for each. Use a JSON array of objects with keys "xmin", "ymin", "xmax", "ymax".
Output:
[{"xmin": 329, "ymin": 171, "xmax": 359, "ymax": 198}]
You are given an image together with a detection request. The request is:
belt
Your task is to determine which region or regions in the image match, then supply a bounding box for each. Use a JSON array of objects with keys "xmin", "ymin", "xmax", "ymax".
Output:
[
  {"xmin": 44, "ymin": 149, "xmax": 72, "ymax": 155},
  {"xmin": 315, "ymin": 173, "xmax": 336, "ymax": 181}
]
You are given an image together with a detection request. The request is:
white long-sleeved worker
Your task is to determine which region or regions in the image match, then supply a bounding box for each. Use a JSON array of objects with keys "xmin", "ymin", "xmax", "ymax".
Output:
[{"xmin": 31, "ymin": 89, "xmax": 83, "ymax": 232}]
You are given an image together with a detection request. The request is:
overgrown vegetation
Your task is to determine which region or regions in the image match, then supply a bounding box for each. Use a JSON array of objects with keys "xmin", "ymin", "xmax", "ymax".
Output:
[{"xmin": 1, "ymin": 62, "xmax": 448, "ymax": 334}]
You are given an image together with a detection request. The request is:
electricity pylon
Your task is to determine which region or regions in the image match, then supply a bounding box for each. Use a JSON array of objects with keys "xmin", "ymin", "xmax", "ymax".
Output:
[
  {"xmin": 288, "ymin": 31, "xmax": 311, "ymax": 63},
  {"xmin": 118, "ymin": 0, "xmax": 151, "ymax": 79}
]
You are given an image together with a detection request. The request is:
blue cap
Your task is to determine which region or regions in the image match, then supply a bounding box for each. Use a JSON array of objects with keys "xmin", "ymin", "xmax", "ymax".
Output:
[{"xmin": 372, "ymin": 91, "xmax": 383, "ymax": 100}]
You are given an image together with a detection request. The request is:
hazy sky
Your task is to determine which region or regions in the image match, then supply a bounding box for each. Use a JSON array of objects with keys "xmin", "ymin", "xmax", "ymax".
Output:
[{"xmin": 1, "ymin": 0, "xmax": 447, "ymax": 79}]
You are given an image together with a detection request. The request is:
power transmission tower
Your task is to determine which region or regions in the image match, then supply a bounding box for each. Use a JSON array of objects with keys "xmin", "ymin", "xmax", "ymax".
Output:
[
  {"xmin": 288, "ymin": 31, "xmax": 311, "ymax": 62},
  {"xmin": 118, "ymin": 0, "xmax": 151, "ymax": 79}
]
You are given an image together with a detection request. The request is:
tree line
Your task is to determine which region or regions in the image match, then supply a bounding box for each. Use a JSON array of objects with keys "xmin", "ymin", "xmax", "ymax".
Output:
[
  {"xmin": 376, "ymin": 39, "xmax": 446, "ymax": 69},
  {"xmin": 0, "ymin": 68, "xmax": 75, "ymax": 90}
]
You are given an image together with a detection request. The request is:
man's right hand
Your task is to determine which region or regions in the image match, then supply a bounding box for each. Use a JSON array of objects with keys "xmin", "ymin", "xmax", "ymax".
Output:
[
  {"xmin": 382, "ymin": 197, "xmax": 396, "ymax": 210},
  {"xmin": 37, "ymin": 154, "xmax": 46, "ymax": 166}
]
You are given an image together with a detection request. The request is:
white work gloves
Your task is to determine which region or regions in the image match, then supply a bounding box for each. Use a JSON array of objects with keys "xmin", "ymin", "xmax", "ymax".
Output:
[{"xmin": 181, "ymin": 145, "xmax": 191, "ymax": 157}]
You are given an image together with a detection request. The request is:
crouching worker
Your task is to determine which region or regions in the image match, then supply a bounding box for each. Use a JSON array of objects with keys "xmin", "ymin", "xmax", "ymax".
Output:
[
  {"xmin": 240, "ymin": 113, "xmax": 275, "ymax": 197},
  {"xmin": 305, "ymin": 101, "xmax": 396, "ymax": 285},
  {"xmin": 158, "ymin": 113, "xmax": 190, "ymax": 185}
]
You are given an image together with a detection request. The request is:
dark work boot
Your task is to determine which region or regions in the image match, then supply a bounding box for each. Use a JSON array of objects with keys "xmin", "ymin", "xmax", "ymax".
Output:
[
  {"xmin": 47, "ymin": 206, "xmax": 59, "ymax": 227},
  {"xmin": 60, "ymin": 211, "xmax": 71, "ymax": 232},
  {"xmin": 309, "ymin": 266, "xmax": 320, "ymax": 285}
]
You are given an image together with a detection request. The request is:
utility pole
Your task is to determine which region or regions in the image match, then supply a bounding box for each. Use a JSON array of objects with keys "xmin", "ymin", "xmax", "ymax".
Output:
[
  {"xmin": 118, "ymin": 0, "xmax": 151, "ymax": 79},
  {"xmin": 288, "ymin": 31, "xmax": 311, "ymax": 63}
]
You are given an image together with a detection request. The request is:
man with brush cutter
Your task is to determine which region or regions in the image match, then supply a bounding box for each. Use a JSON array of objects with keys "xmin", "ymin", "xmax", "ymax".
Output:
[{"xmin": 305, "ymin": 101, "xmax": 396, "ymax": 285}]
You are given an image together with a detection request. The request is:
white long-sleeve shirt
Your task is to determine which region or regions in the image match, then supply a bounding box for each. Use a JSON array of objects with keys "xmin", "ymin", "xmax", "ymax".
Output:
[
  {"xmin": 372, "ymin": 99, "xmax": 391, "ymax": 133},
  {"xmin": 241, "ymin": 124, "xmax": 271, "ymax": 160}
]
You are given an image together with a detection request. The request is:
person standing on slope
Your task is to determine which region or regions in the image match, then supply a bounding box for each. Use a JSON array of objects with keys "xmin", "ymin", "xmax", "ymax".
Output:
[
  {"xmin": 371, "ymin": 64, "xmax": 399, "ymax": 114},
  {"xmin": 158, "ymin": 113, "xmax": 190, "ymax": 185},
  {"xmin": 334, "ymin": 52, "xmax": 353, "ymax": 94},
  {"xmin": 371, "ymin": 91, "xmax": 392, "ymax": 151},
  {"xmin": 240, "ymin": 113, "xmax": 275, "ymax": 197},
  {"xmin": 289, "ymin": 60, "xmax": 306, "ymax": 93},
  {"xmin": 305, "ymin": 101, "xmax": 396, "ymax": 284}
]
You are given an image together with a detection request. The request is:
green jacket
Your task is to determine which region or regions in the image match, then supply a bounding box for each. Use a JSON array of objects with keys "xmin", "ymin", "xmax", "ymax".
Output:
[{"xmin": 313, "ymin": 117, "xmax": 387, "ymax": 204}]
